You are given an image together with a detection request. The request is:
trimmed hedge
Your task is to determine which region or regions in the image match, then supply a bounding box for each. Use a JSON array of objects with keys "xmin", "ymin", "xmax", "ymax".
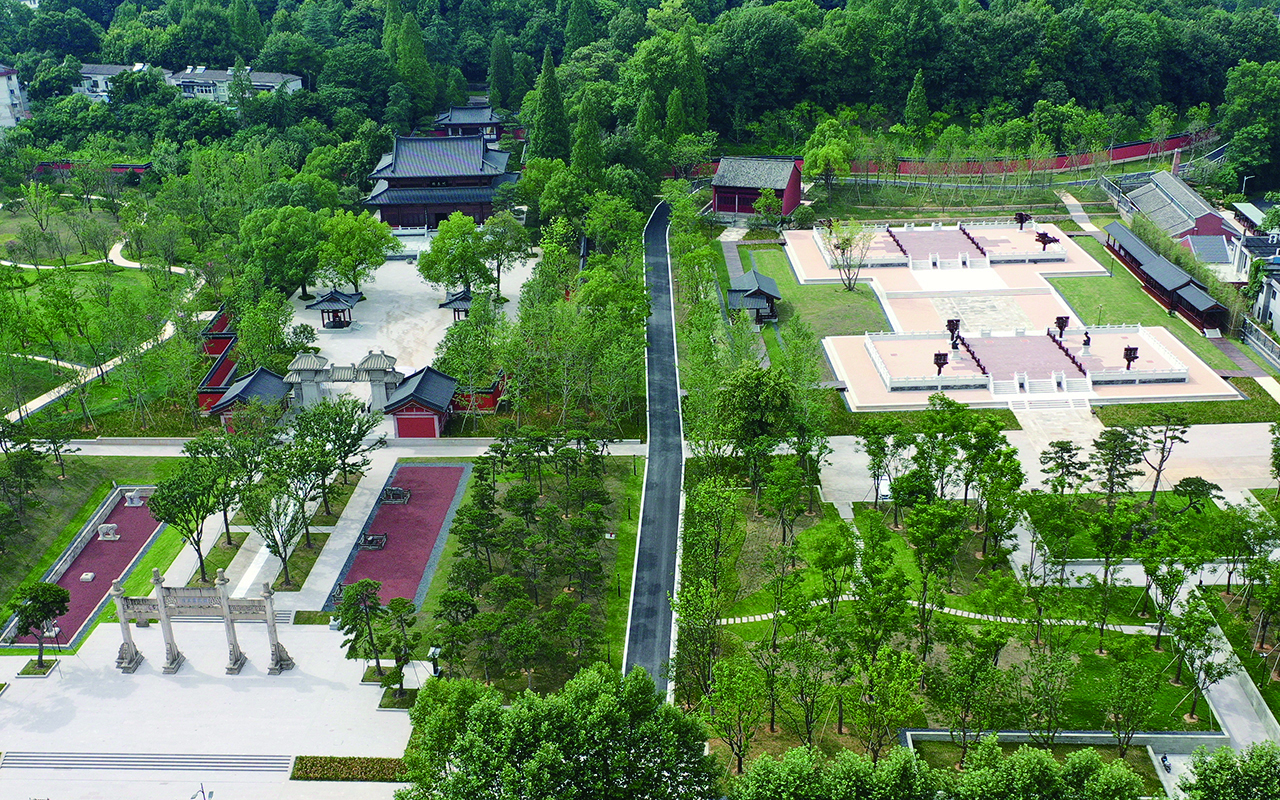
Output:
[{"xmin": 291, "ymin": 756, "xmax": 406, "ymax": 782}]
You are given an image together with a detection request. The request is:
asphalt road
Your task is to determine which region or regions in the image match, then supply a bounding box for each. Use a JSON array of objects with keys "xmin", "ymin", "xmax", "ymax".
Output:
[{"xmin": 623, "ymin": 202, "xmax": 682, "ymax": 697}]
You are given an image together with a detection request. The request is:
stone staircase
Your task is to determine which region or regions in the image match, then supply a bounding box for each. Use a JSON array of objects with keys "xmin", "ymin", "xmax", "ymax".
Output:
[{"xmin": 0, "ymin": 752, "xmax": 294, "ymax": 772}]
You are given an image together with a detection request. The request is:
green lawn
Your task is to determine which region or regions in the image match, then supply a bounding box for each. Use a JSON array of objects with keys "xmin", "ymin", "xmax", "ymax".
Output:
[
  {"xmin": 313, "ymin": 474, "xmax": 362, "ymax": 526},
  {"xmin": 187, "ymin": 533, "xmax": 246, "ymax": 587},
  {"xmin": 0, "ymin": 355, "xmax": 71, "ymax": 409},
  {"xmin": 808, "ymin": 183, "xmax": 1068, "ymax": 220},
  {"xmin": 1050, "ymin": 236, "xmax": 1236, "ymax": 372},
  {"xmin": 914, "ymin": 741, "xmax": 1162, "ymax": 795},
  {"xmin": 1096, "ymin": 377, "xmax": 1280, "ymax": 427},
  {"xmin": 36, "ymin": 357, "xmax": 220, "ymax": 437},
  {"xmin": 1207, "ymin": 591, "xmax": 1280, "ymax": 723},
  {"xmin": 0, "ymin": 455, "xmax": 182, "ymax": 611},
  {"xmin": 746, "ymin": 247, "xmax": 892, "ymax": 339},
  {"xmin": 274, "ymin": 531, "xmax": 331, "ymax": 591}
]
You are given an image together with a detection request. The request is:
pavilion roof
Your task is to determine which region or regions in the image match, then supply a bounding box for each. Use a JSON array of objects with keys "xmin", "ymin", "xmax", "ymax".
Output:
[
  {"xmin": 439, "ymin": 289, "xmax": 473, "ymax": 310},
  {"xmin": 384, "ymin": 366, "xmax": 458, "ymax": 413},
  {"xmin": 305, "ymin": 289, "xmax": 363, "ymax": 311},
  {"xmin": 729, "ymin": 268, "xmax": 781, "ymax": 299},
  {"xmin": 288, "ymin": 352, "xmax": 329, "ymax": 371},
  {"xmin": 368, "ymin": 136, "xmax": 511, "ymax": 181}
]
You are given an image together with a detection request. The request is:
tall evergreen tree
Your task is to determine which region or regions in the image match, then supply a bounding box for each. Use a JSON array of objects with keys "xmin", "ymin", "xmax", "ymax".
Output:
[
  {"xmin": 528, "ymin": 48, "xmax": 570, "ymax": 162},
  {"xmin": 382, "ymin": 0, "xmax": 403, "ymax": 63},
  {"xmin": 397, "ymin": 13, "xmax": 435, "ymax": 123},
  {"xmin": 676, "ymin": 24, "xmax": 707, "ymax": 133},
  {"xmin": 571, "ymin": 92, "xmax": 604, "ymax": 182},
  {"xmin": 905, "ymin": 68, "xmax": 928, "ymax": 133},
  {"xmin": 636, "ymin": 89, "xmax": 660, "ymax": 142},
  {"xmin": 564, "ymin": 0, "xmax": 594, "ymax": 55},
  {"xmin": 665, "ymin": 87, "xmax": 687, "ymax": 143},
  {"xmin": 488, "ymin": 31, "xmax": 514, "ymax": 110}
]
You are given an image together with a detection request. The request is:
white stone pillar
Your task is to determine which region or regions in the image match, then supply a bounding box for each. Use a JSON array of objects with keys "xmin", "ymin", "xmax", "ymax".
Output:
[
  {"xmin": 151, "ymin": 568, "xmax": 184, "ymax": 674},
  {"xmin": 216, "ymin": 569, "xmax": 246, "ymax": 674},
  {"xmin": 262, "ymin": 582, "xmax": 294, "ymax": 675},
  {"xmin": 110, "ymin": 579, "xmax": 143, "ymax": 673}
]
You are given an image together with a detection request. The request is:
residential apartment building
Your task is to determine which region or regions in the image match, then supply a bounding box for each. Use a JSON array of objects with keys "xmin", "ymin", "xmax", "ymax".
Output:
[{"xmin": 0, "ymin": 64, "xmax": 29, "ymax": 128}]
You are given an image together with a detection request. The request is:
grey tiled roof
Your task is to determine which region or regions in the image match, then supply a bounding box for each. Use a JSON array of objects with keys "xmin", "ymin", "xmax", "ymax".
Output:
[
  {"xmin": 329, "ymin": 365, "xmax": 356, "ymax": 382},
  {"xmin": 288, "ymin": 353, "xmax": 329, "ymax": 371},
  {"xmin": 368, "ymin": 136, "xmax": 511, "ymax": 180},
  {"xmin": 727, "ymin": 291, "xmax": 770, "ymax": 311},
  {"xmin": 366, "ymin": 184, "xmax": 499, "ymax": 206},
  {"xmin": 305, "ymin": 289, "xmax": 363, "ymax": 310},
  {"xmin": 1104, "ymin": 222, "xmax": 1191, "ymax": 292},
  {"xmin": 1182, "ymin": 235, "xmax": 1231, "ymax": 265},
  {"xmin": 210, "ymin": 367, "xmax": 288, "ymax": 413},
  {"xmin": 438, "ymin": 289, "xmax": 472, "ymax": 310},
  {"xmin": 729, "ymin": 268, "xmax": 781, "ymax": 299},
  {"xmin": 435, "ymin": 106, "xmax": 500, "ymax": 125},
  {"xmin": 171, "ymin": 68, "xmax": 300, "ymax": 86},
  {"xmin": 711, "ymin": 157, "xmax": 797, "ymax": 190},
  {"xmin": 356, "ymin": 350, "xmax": 397, "ymax": 371},
  {"xmin": 384, "ymin": 366, "xmax": 458, "ymax": 413},
  {"xmin": 1125, "ymin": 171, "xmax": 1221, "ymax": 238},
  {"xmin": 1176, "ymin": 283, "xmax": 1220, "ymax": 312}
]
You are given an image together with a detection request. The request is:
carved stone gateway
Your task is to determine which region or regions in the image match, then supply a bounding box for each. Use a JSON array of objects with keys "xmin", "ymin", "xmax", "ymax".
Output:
[{"xmin": 110, "ymin": 568, "xmax": 294, "ymax": 675}]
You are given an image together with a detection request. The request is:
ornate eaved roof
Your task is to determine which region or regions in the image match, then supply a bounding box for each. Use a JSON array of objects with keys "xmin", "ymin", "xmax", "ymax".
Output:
[
  {"xmin": 288, "ymin": 352, "xmax": 329, "ymax": 371},
  {"xmin": 356, "ymin": 350, "xmax": 397, "ymax": 371},
  {"xmin": 368, "ymin": 136, "xmax": 511, "ymax": 181}
]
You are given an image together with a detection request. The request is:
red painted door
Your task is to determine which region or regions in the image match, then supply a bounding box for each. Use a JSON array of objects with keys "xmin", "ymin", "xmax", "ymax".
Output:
[{"xmin": 394, "ymin": 413, "xmax": 438, "ymax": 438}]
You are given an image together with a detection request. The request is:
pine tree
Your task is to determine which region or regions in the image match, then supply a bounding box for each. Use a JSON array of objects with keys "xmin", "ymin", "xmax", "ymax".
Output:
[
  {"xmin": 665, "ymin": 87, "xmax": 687, "ymax": 143},
  {"xmin": 397, "ymin": 13, "xmax": 436, "ymax": 124},
  {"xmin": 230, "ymin": 0, "xmax": 261, "ymax": 55},
  {"xmin": 382, "ymin": 0, "xmax": 404, "ymax": 64},
  {"xmin": 529, "ymin": 48, "xmax": 571, "ymax": 162},
  {"xmin": 636, "ymin": 89, "xmax": 660, "ymax": 142},
  {"xmin": 488, "ymin": 31, "xmax": 514, "ymax": 110},
  {"xmin": 905, "ymin": 68, "xmax": 928, "ymax": 134},
  {"xmin": 571, "ymin": 92, "xmax": 604, "ymax": 182},
  {"xmin": 676, "ymin": 24, "xmax": 707, "ymax": 133},
  {"xmin": 564, "ymin": 0, "xmax": 594, "ymax": 55},
  {"xmin": 511, "ymin": 52, "xmax": 536, "ymax": 110}
]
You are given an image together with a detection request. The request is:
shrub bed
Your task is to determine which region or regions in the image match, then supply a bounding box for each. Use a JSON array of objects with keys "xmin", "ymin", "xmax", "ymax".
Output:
[{"xmin": 290, "ymin": 755, "xmax": 406, "ymax": 782}]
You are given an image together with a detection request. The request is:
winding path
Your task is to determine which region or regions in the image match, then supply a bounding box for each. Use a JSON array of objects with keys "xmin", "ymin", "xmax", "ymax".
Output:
[{"xmin": 623, "ymin": 202, "xmax": 684, "ymax": 697}]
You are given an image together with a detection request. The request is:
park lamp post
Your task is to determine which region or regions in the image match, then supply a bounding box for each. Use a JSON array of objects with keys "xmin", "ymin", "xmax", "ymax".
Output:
[
  {"xmin": 934, "ymin": 352, "xmax": 949, "ymax": 376},
  {"xmin": 1123, "ymin": 346, "xmax": 1139, "ymax": 371},
  {"xmin": 1243, "ymin": 175, "xmax": 1256, "ymax": 196}
]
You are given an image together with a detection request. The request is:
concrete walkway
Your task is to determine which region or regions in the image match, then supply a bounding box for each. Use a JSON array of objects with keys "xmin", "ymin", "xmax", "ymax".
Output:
[
  {"xmin": 1057, "ymin": 191, "xmax": 1100, "ymax": 232},
  {"xmin": 2, "ymin": 353, "xmax": 85, "ymax": 371},
  {"xmin": 108, "ymin": 241, "xmax": 189, "ymax": 274}
]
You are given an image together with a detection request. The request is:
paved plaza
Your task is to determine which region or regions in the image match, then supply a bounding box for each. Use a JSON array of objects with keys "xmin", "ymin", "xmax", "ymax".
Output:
[
  {"xmin": 783, "ymin": 223, "xmax": 1240, "ymax": 411},
  {"xmin": 288, "ymin": 254, "xmax": 537, "ymax": 375}
]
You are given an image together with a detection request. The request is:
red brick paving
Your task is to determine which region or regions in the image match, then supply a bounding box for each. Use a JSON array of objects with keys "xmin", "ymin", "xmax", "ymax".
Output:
[{"xmin": 343, "ymin": 465, "xmax": 464, "ymax": 603}]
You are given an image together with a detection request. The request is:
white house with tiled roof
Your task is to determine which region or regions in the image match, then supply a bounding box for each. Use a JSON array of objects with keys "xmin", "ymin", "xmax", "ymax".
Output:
[{"xmin": 0, "ymin": 63, "xmax": 29, "ymax": 128}]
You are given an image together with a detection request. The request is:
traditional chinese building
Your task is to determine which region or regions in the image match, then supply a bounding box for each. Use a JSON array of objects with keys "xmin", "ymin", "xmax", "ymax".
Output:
[
  {"xmin": 383, "ymin": 366, "xmax": 459, "ymax": 438},
  {"xmin": 365, "ymin": 136, "xmax": 518, "ymax": 229}
]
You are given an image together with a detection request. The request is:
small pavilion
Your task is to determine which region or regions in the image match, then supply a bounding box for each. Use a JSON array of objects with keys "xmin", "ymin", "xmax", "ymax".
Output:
[
  {"xmin": 439, "ymin": 289, "xmax": 473, "ymax": 321},
  {"xmin": 727, "ymin": 268, "xmax": 781, "ymax": 324},
  {"xmin": 305, "ymin": 289, "xmax": 364, "ymax": 329}
]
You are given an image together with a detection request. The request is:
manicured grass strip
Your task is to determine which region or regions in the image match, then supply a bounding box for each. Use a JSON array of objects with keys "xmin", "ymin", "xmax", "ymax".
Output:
[
  {"xmin": 290, "ymin": 755, "xmax": 406, "ymax": 782},
  {"xmin": 18, "ymin": 658, "xmax": 57, "ymax": 676},
  {"xmin": 274, "ymin": 532, "xmax": 331, "ymax": 592},
  {"xmin": 1096, "ymin": 377, "xmax": 1280, "ymax": 427},
  {"xmin": 1050, "ymin": 237, "xmax": 1236, "ymax": 372},
  {"xmin": 312, "ymin": 474, "xmax": 363, "ymax": 526},
  {"xmin": 603, "ymin": 457, "xmax": 644, "ymax": 670},
  {"xmin": 380, "ymin": 687, "xmax": 418, "ymax": 709},
  {"xmin": 187, "ymin": 534, "xmax": 245, "ymax": 587},
  {"xmin": 1206, "ymin": 591, "xmax": 1280, "ymax": 723},
  {"xmin": 914, "ymin": 741, "xmax": 1162, "ymax": 796},
  {"xmin": 293, "ymin": 610, "xmax": 332, "ymax": 625},
  {"xmin": 749, "ymin": 248, "xmax": 892, "ymax": 339}
]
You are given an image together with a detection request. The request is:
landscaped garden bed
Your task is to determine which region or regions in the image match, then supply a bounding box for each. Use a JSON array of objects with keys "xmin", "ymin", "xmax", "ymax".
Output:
[{"xmin": 290, "ymin": 755, "xmax": 405, "ymax": 782}]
